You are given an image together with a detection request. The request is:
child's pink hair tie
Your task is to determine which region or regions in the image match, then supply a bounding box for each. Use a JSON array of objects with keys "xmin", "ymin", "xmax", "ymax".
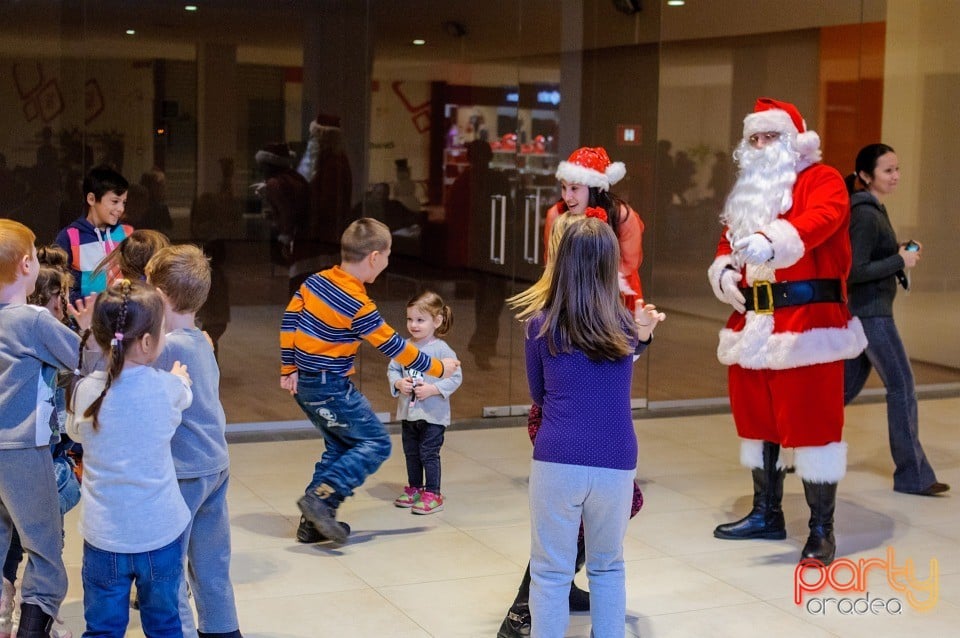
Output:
[{"xmin": 111, "ymin": 332, "xmax": 124, "ymax": 346}]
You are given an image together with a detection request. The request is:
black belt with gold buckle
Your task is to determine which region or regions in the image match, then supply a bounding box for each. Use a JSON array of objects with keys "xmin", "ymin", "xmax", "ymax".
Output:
[{"xmin": 739, "ymin": 279, "xmax": 843, "ymax": 315}]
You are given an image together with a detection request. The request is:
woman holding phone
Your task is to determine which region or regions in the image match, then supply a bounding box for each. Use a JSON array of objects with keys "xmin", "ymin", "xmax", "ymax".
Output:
[{"xmin": 843, "ymin": 143, "xmax": 948, "ymax": 496}]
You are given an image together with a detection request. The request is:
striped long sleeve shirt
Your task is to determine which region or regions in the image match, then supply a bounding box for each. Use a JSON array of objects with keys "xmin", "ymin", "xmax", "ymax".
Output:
[{"xmin": 280, "ymin": 265, "xmax": 443, "ymax": 378}]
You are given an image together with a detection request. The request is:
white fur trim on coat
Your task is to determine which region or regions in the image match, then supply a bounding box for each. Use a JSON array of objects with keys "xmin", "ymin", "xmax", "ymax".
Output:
[
  {"xmin": 794, "ymin": 442, "xmax": 847, "ymax": 483},
  {"xmin": 718, "ymin": 317, "xmax": 867, "ymax": 370},
  {"xmin": 618, "ymin": 271, "xmax": 638, "ymax": 296},
  {"xmin": 708, "ymin": 254, "xmax": 735, "ymax": 303},
  {"xmin": 762, "ymin": 218, "xmax": 805, "ymax": 269}
]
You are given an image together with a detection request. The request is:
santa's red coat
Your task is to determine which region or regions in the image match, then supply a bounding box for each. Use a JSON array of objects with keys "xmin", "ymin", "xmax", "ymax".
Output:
[{"xmin": 709, "ymin": 163, "xmax": 867, "ymax": 449}]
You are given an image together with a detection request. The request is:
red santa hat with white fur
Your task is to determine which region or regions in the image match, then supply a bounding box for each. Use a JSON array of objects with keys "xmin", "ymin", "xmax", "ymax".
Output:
[
  {"xmin": 555, "ymin": 146, "xmax": 626, "ymax": 192},
  {"xmin": 743, "ymin": 97, "xmax": 822, "ymax": 169}
]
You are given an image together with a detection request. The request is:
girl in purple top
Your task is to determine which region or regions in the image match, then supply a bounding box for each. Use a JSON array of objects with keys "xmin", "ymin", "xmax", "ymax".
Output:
[{"xmin": 524, "ymin": 218, "xmax": 663, "ymax": 638}]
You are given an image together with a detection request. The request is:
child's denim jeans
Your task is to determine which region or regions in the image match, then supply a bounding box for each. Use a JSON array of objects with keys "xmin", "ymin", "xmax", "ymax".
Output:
[
  {"xmin": 81, "ymin": 537, "xmax": 184, "ymax": 638},
  {"xmin": 295, "ymin": 370, "xmax": 392, "ymax": 500}
]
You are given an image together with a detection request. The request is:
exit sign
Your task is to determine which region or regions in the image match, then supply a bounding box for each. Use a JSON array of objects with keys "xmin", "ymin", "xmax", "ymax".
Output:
[{"xmin": 617, "ymin": 124, "xmax": 642, "ymax": 146}]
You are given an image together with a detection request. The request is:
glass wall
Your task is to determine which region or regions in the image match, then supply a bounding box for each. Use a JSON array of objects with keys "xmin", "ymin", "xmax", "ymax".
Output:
[{"xmin": 1, "ymin": 0, "xmax": 957, "ymax": 428}]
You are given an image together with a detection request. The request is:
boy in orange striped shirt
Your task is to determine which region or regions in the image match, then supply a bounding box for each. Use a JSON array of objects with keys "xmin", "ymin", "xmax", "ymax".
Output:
[{"xmin": 280, "ymin": 218, "xmax": 460, "ymax": 544}]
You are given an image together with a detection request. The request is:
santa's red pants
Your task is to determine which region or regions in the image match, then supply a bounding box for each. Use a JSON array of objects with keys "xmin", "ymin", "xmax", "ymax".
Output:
[{"xmin": 728, "ymin": 361, "xmax": 844, "ymax": 448}]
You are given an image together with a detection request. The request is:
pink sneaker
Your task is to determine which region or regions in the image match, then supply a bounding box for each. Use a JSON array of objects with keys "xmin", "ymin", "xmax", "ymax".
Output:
[
  {"xmin": 412, "ymin": 490, "xmax": 443, "ymax": 514},
  {"xmin": 394, "ymin": 486, "xmax": 421, "ymax": 508}
]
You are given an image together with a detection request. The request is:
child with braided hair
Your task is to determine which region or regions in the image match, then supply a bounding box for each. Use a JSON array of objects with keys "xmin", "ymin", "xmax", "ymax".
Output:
[{"xmin": 66, "ymin": 279, "xmax": 193, "ymax": 638}]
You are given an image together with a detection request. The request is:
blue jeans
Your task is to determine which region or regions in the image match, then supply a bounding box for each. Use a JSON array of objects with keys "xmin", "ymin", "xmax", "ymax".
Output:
[
  {"xmin": 844, "ymin": 315, "xmax": 937, "ymax": 493},
  {"xmin": 81, "ymin": 538, "xmax": 184, "ymax": 638},
  {"xmin": 401, "ymin": 420, "xmax": 445, "ymax": 493},
  {"xmin": 295, "ymin": 371, "xmax": 392, "ymax": 500}
]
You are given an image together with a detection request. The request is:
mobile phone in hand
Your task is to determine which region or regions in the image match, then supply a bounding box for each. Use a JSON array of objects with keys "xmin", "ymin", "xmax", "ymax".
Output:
[{"xmin": 905, "ymin": 240, "xmax": 920, "ymax": 252}]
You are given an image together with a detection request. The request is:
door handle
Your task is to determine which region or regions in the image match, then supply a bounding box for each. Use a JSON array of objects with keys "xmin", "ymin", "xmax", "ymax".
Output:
[
  {"xmin": 498, "ymin": 195, "xmax": 507, "ymax": 266},
  {"xmin": 523, "ymin": 195, "xmax": 536, "ymax": 263},
  {"xmin": 533, "ymin": 191, "xmax": 542, "ymax": 264},
  {"xmin": 489, "ymin": 195, "xmax": 506, "ymax": 265}
]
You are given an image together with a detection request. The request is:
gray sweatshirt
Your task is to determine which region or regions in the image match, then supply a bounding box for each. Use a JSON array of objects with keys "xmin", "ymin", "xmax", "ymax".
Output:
[
  {"xmin": 67, "ymin": 367, "xmax": 192, "ymax": 553},
  {"xmin": 387, "ymin": 339, "xmax": 462, "ymax": 426},
  {"xmin": 0, "ymin": 303, "xmax": 80, "ymax": 449},
  {"xmin": 154, "ymin": 328, "xmax": 230, "ymax": 479}
]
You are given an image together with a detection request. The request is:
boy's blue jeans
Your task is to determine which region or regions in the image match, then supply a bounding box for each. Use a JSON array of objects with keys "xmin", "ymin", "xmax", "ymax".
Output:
[
  {"xmin": 295, "ymin": 371, "xmax": 392, "ymax": 501},
  {"xmin": 82, "ymin": 537, "xmax": 184, "ymax": 638}
]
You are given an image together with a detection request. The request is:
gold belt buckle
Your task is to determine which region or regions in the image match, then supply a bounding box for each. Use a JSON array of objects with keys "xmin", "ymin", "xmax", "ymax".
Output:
[{"xmin": 752, "ymin": 280, "xmax": 774, "ymax": 315}]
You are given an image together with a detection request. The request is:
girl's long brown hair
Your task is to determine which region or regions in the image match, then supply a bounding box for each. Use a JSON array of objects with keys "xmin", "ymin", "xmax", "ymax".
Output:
[
  {"xmin": 535, "ymin": 217, "xmax": 635, "ymax": 360},
  {"xmin": 91, "ymin": 229, "xmax": 170, "ymax": 282}
]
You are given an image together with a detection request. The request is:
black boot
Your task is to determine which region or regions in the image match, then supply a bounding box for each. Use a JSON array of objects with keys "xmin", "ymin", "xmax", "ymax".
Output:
[
  {"xmin": 198, "ymin": 631, "xmax": 244, "ymax": 638},
  {"xmin": 16, "ymin": 603, "xmax": 53, "ymax": 638},
  {"xmin": 496, "ymin": 602, "xmax": 530, "ymax": 638},
  {"xmin": 801, "ymin": 481, "xmax": 838, "ymax": 565},
  {"xmin": 296, "ymin": 515, "xmax": 351, "ymax": 543},
  {"xmin": 714, "ymin": 442, "xmax": 787, "ymax": 540},
  {"xmin": 497, "ymin": 564, "xmax": 531, "ymax": 637},
  {"xmin": 569, "ymin": 535, "xmax": 589, "ymax": 612}
]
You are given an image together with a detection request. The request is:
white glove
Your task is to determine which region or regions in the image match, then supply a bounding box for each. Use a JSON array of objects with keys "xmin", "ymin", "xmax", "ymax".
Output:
[
  {"xmin": 733, "ymin": 233, "xmax": 774, "ymax": 265},
  {"xmin": 717, "ymin": 268, "xmax": 746, "ymax": 313}
]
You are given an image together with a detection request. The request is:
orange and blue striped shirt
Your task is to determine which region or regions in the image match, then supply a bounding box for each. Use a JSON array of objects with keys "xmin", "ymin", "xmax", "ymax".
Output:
[{"xmin": 280, "ymin": 265, "xmax": 443, "ymax": 378}]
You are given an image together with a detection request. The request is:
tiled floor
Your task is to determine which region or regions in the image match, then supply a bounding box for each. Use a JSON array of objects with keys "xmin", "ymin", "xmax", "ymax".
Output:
[{"xmin": 53, "ymin": 397, "xmax": 958, "ymax": 637}]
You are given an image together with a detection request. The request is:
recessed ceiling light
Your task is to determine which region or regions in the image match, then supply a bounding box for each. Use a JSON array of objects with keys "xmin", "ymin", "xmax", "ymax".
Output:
[
  {"xmin": 413, "ymin": 39, "xmax": 426, "ymax": 46},
  {"xmin": 667, "ymin": 0, "xmax": 685, "ymax": 6},
  {"xmin": 125, "ymin": 29, "xmax": 136, "ymax": 35},
  {"xmin": 185, "ymin": 5, "xmax": 198, "ymax": 11}
]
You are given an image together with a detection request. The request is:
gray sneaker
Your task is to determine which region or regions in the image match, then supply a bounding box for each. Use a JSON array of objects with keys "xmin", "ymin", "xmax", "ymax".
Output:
[{"xmin": 297, "ymin": 492, "xmax": 348, "ymax": 544}]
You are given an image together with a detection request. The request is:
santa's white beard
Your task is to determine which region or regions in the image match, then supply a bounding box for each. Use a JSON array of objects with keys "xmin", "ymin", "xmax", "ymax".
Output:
[{"xmin": 721, "ymin": 139, "xmax": 798, "ymax": 251}]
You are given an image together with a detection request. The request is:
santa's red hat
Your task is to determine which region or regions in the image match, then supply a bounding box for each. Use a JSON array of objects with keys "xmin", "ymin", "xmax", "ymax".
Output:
[
  {"xmin": 555, "ymin": 146, "xmax": 626, "ymax": 192},
  {"xmin": 742, "ymin": 97, "xmax": 821, "ymax": 165}
]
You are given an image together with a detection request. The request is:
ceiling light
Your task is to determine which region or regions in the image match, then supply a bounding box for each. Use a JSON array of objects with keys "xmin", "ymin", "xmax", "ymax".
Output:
[
  {"xmin": 413, "ymin": 39, "xmax": 426, "ymax": 46},
  {"xmin": 185, "ymin": 5, "xmax": 198, "ymax": 11},
  {"xmin": 125, "ymin": 29, "xmax": 136, "ymax": 35},
  {"xmin": 667, "ymin": 0, "xmax": 685, "ymax": 6}
]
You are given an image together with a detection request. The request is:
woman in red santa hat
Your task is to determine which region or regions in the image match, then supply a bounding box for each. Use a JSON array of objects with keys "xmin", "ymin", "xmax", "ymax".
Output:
[
  {"xmin": 543, "ymin": 147, "xmax": 645, "ymax": 312},
  {"xmin": 707, "ymin": 98, "xmax": 866, "ymax": 566}
]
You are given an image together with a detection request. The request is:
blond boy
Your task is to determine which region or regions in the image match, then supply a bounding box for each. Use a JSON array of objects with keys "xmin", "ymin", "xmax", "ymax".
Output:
[
  {"xmin": 0, "ymin": 220, "xmax": 80, "ymax": 638},
  {"xmin": 145, "ymin": 244, "xmax": 242, "ymax": 638}
]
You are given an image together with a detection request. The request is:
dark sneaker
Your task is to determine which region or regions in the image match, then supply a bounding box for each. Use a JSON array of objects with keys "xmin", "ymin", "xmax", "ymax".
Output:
[
  {"xmin": 297, "ymin": 493, "xmax": 348, "ymax": 544},
  {"xmin": 496, "ymin": 603, "xmax": 530, "ymax": 638},
  {"xmin": 296, "ymin": 516, "xmax": 351, "ymax": 543}
]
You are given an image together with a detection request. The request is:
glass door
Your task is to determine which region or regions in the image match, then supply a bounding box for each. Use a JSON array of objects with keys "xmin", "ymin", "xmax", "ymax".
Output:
[{"xmin": 354, "ymin": 0, "xmax": 525, "ymax": 423}]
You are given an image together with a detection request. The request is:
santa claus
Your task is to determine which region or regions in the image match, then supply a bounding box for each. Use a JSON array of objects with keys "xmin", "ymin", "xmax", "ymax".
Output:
[{"xmin": 707, "ymin": 98, "xmax": 867, "ymax": 565}]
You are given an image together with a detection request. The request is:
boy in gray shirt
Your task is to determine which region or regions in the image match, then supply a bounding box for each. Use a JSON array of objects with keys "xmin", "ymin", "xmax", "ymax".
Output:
[
  {"xmin": 147, "ymin": 245, "xmax": 243, "ymax": 638},
  {"xmin": 0, "ymin": 220, "xmax": 83, "ymax": 638}
]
